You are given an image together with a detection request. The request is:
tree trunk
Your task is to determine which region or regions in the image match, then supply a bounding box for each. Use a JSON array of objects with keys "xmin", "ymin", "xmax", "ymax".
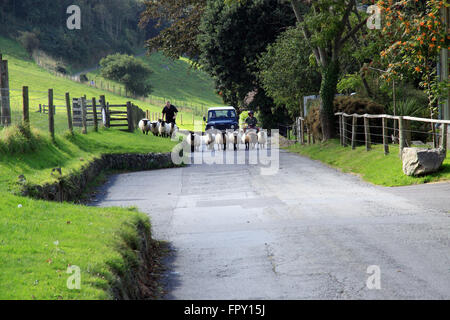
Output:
[{"xmin": 319, "ymin": 60, "xmax": 340, "ymax": 141}]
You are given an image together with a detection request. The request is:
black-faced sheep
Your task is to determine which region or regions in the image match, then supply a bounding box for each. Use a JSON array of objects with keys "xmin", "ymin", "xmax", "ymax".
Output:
[{"xmin": 138, "ymin": 119, "xmax": 151, "ymax": 135}]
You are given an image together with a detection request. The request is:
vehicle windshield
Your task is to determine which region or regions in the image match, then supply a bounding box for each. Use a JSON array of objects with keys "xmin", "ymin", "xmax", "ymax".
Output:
[{"xmin": 208, "ymin": 110, "xmax": 236, "ymax": 121}]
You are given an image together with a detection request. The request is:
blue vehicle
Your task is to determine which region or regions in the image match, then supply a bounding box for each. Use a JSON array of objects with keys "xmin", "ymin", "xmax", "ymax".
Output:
[{"xmin": 203, "ymin": 107, "xmax": 239, "ymax": 132}]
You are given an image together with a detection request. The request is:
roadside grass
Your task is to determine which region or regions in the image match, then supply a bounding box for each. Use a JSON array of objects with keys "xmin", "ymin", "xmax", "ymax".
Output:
[
  {"xmin": 0, "ymin": 126, "xmax": 177, "ymax": 193},
  {"xmin": 287, "ymin": 139, "xmax": 450, "ymax": 187},
  {"xmin": 0, "ymin": 126, "xmax": 176, "ymax": 299},
  {"xmin": 0, "ymin": 195, "xmax": 151, "ymax": 300},
  {"xmin": 0, "ymin": 37, "xmax": 208, "ymax": 132}
]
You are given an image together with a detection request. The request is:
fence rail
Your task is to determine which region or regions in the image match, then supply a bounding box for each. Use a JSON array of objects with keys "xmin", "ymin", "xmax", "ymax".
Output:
[
  {"xmin": 294, "ymin": 113, "xmax": 449, "ymax": 158},
  {"xmin": 0, "ymin": 85, "xmax": 147, "ymax": 137}
]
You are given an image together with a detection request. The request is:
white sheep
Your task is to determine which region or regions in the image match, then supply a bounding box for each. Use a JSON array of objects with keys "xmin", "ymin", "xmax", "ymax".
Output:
[
  {"xmin": 227, "ymin": 130, "xmax": 241, "ymax": 150},
  {"xmin": 157, "ymin": 120, "xmax": 166, "ymax": 137},
  {"xmin": 138, "ymin": 119, "xmax": 151, "ymax": 135},
  {"xmin": 169, "ymin": 123, "xmax": 179, "ymax": 138},
  {"xmin": 243, "ymin": 129, "xmax": 258, "ymax": 150},
  {"xmin": 164, "ymin": 122, "xmax": 172, "ymax": 137},
  {"xmin": 203, "ymin": 130, "xmax": 215, "ymax": 150},
  {"xmin": 257, "ymin": 130, "xmax": 267, "ymax": 149},
  {"xmin": 186, "ymin": 133, "xmax": 201, "ymax": 151},
  {"xmin": 215, "ymin": 131, "xmax": 225, "ymax": 150},
  {"xmin": 150, "ymin": 121, "xmax": 159, "ymax": 136}
]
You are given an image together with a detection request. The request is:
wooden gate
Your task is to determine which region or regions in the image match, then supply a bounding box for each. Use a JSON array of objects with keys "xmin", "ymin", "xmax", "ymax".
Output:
[{"xmin": 72, "ymin": 97, "xmax": 102, "ymax": 128}]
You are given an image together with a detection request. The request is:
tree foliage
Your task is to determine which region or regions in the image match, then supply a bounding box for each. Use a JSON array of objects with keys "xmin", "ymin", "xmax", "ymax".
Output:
[
  {"xmin": 376, "ymin": 0, "xmax": 450, "ymax": 117},
  {"xmin": 258, "ymin": 26, "xmax": 322, "ymax": 118},
  {"xmin": 140, "ymin": 0, "xmax": 206, "ymax": 60},
  {"xmin": 17, "ymin": 31, "xmax": 40, "ymax": 56},
  {"xmin": 0, "ymin": 0, "xmax": 151, "ymax": 65},
  {"xmin": 291, "ymin": 0, "xmax": 369, "ymax": 140},
  {"xmin": 100, "ymin": 54, "xmax": 153, "ymax": 97},
  {"xmin": 198, "ymin": 0, "xmax": 296, "ymax": 128}
]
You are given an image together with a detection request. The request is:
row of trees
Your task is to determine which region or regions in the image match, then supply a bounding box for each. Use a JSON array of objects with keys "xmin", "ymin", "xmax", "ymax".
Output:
[{"xmin": 141, "ymin": 0, "xmax": 449, "ymax": 140}]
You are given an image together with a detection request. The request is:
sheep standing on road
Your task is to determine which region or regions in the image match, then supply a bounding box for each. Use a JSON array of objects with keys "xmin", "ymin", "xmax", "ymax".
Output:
[
  {"xmin": 138, "ymin": 119, "xmax": 151, "ymax": 135},
  {"xmin": 227, "ymin": 130, "xmax": 241, "ymax": 150},
  {"xmin": 203, "ymin": 130, "xmax": 215, "ymax": 150},
  {"xmin": 215, "ymin": 131, "xmax": 225, "ymax": 150},
  {"xmin": 257, "ymin": 130, "xmax": 267, "ymax": 149},
  {"xmin": 186, "ymin": 132, "xmax": 201, "ymax": 151},
  {"xmin": 242, "ymin": 129, "xmax": 258, "ymax": 150},
  {"xmin": 168, "ymin": 123, "xmax": 179, "ymax": 138}
]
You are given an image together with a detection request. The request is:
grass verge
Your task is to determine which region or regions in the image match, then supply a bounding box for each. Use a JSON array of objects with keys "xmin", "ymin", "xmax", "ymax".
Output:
[
  {"xmin": 0, "ymin": 126, "xmax": 177, "ymax": 299},
  {"xmin": 287, "ymin": 139, "xmax": 450, "ymax": 187}
]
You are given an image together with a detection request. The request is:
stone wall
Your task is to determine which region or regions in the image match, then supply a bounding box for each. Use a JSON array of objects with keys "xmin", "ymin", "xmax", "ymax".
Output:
[{"xmin": 21, "ymin": 153, "xmax": 175, "ymax": 202}]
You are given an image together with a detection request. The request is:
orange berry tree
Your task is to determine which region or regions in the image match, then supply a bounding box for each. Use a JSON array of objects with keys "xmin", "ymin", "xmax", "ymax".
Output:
[{"xmin": 376, "ymin": 0, "xmax": 449, "ymax": 117}]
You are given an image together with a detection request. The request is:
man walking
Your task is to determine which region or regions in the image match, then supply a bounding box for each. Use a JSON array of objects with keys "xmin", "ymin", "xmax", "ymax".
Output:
[{"xmin": 162, "ymin": 101, "xmax": 178, "ymax": 124}]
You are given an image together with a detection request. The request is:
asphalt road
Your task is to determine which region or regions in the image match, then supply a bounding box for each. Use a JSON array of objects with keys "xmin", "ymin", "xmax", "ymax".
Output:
[{"xmin": 93, "ymin": 148, "xmax": 450, "ymax": 299}]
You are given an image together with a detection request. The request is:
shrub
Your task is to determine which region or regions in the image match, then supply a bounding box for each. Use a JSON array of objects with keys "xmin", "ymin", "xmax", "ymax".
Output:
[
  {"xmin": 0, "ymin": 124, "xmax": 44, "ymax": 154},
  {"xmin": 17, "ymin": 31, "xmax": 40, "ymax": 56},
  {"xmin": 100, "ymin": 54, "xmax": 153, "ymax": 97},
  {"xmin": 306, "ymin": 96, "xmax": 385, "ymax": 142}
]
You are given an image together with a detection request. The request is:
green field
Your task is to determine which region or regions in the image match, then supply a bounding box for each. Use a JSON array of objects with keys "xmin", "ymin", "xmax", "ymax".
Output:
[
  {"xmin": 87, "ymin": 52, "xmax": 223, "ymax": 107},
  {"xmin": 287, "ymin": 140, "xmax": 450, "ymax": 187},
  {"xmin": 0, "ymin": 36, "xmax": 218, "ymax": 132}
]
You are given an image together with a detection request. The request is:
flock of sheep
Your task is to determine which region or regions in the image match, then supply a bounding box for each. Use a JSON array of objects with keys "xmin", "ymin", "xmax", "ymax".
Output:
[
  {"xmin": 138, "ymin": 118, "xmax": 268, "ymax": 151},
  {"xmin": 138, "ymin": 119, "xmax": 179, "ymax": 138},
  {"xmin": 186, "ymin": 128, "xmax": 267, "ymax": 151}
]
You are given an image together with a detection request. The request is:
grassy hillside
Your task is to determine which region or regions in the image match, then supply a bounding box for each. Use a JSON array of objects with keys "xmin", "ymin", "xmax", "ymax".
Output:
[
  {"xmin": 88, "ymin": 52, "xmax": 223, "ymax": 107},
  {"xmin": 0, "ymin": 36, "xmax": 219, "ymax": 132}
]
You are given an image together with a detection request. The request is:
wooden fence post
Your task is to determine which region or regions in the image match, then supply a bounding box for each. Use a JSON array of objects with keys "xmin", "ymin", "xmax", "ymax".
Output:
[
  {"xmin": 398, "ymin": 116, "xmax": 405, "ymax": 157},
  {"xmin": 432, "ymin": 121, "xmax": 437, "ymax": 148},
  {"xmin": 127, "ymin": 101, "xmax": 134, "ymax": 132},
  {"xmin": 351, "ymin": 115, "xmax": 357, "ymax": 150},
  {"xmin": 180, "ymin": 114, "xmax": 183, "ymax": 125},
  {"xmin": 48, "ymin": 89, "xmax": 55, "ymax": 140},
  {"xmin": 22, "ymin": 86, "xmax": 29, "ymax": 129},
  {"xmin": 81, "ymin": 96, "xmax": 87, "ymax": 134},
  {"xmin": 364, "ymin": 115, "xmax": 371, "ymax": 151},
  {"xmin": 441, "ymin": 123, "xmax": 447, "ymax": 155},
  {"xmin": 146, "ymin": 110, "xmax": 149, "ymax": 119},
  {"xmin": 66, "ymin": 92, "xmax": 73, "ymax": 134},
  {"xmin": 339, "ymin": 114, "xmax": 343, "ymax": 145},
  {"xmin": 92, "ymin": 97, "xmax": 98, "ymax": 132},
  {"xmin": 300, "ymin": 118, "xmax": 305, "ymax": 145},
  {"xmin": 307, "ymin": 125, "xmax": 311, "ymax": 145},
  {"xmin": 382, "ymin": 117, "xmax": 389, "ymax": 155},
  {"xmin": 0, "ymin": 56, "xmax": 11, "ymax": 126},
  {"xmin": 133, "ymin": 104, "xmax": 139, "ymax": 128},
  {"xmin": 106, "ymin": 102, "xmax": 111, "ymax": 128},
  {"xmin": 342, "ymin": 115, "xmax": 348, "ymax": 147}
]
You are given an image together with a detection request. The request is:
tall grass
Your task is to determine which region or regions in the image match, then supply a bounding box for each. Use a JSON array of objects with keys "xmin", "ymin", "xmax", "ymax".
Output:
[{"xmin": 0, "ymin": 123, "xmax": 46, "ymax": 154}]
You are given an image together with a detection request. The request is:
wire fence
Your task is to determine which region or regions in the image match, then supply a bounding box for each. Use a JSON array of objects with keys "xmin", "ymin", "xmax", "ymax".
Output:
[
  {"xmin": 49, "ymin": 70, "xmax": 215, "ymax": 117},
  {"xmin": 0, "ymin": 87, "xmax": 144, "ymax": 137},
  {"xmin": 293, "ymin": 113, "xmax": 449, "ymax": 159}
]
